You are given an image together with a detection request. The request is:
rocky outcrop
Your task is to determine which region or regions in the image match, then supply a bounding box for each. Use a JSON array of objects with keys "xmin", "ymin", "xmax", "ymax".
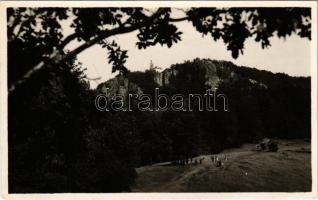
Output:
[
  {"xmin": 97, "ymin": 58, "xmax": 269, "ymax": 96},
  {"xmin": 193, "ymin": 59, "xmax": 221, "ymax": 89},
  {"xmin": 153, "ymin": 68, "xmax": 178, "ymax": 86},
  {"xmin": 151, "ymin": 58, "xmax": 244, "ymax": 89},
  {"xmin": 97, "ymin": 75, "xmax": 143, "ymax": 98}
]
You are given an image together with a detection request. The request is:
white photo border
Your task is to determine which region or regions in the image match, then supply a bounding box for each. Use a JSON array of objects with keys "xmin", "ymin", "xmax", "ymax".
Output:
[{"xmin": 0, "ymin": 1, "xmax": 317, "ymax": 199}]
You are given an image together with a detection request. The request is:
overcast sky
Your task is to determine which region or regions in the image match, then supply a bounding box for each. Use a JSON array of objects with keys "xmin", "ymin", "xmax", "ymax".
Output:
[{"xmin": 67, "ymin": 12, "xmax": 311, "ymax": 89}]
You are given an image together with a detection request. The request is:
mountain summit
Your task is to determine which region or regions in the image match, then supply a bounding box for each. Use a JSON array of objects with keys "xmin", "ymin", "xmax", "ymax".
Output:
[
  {"xmin": 97, "ymin": 58, "xmax": 306, "ymax": 96},
  {"xmin": 96, "ymin": 58, "xmax": 310, "ymax": 140}
]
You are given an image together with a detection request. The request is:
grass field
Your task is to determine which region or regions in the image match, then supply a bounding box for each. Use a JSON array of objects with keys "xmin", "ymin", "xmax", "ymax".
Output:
[{"xmin": 131, "ymin": 139, "xmax": 311, "ymax": 192}]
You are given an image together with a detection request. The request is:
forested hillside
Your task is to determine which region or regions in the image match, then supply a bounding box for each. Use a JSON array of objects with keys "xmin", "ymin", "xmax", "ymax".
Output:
[{"xmin": 9, "ymin": 58, "xmax": 310, "ymax": 193}]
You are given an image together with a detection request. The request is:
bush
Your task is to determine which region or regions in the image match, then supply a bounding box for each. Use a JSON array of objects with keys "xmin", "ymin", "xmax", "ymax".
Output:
[{"xmin": 267, "ymin": 141, "xmax": 278, "ymax": 152}]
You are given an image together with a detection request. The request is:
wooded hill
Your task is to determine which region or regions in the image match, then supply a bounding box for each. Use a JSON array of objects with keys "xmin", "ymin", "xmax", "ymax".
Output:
[{"xmin": 9, "ymin": 58, "xmax": 310, "ymax": 192}]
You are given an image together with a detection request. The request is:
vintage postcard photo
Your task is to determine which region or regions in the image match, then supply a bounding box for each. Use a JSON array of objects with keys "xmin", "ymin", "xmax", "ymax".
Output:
[{"xmin": 0, "ymin": 1, "xmax": 317, "ymax": 199}]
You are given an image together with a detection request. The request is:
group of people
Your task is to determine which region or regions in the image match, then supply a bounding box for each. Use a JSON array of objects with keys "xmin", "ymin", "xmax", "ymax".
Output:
[
  {"xmin": 172, "ymin": 154, "xmax": 228, "ymax": 167},
  {"xmin": 210, "ymin": 154, "xmax": 228, "ymax": 167},
  {"xmin": 172, "ymin": 157, "xmax": 205, "ymax": 165}
]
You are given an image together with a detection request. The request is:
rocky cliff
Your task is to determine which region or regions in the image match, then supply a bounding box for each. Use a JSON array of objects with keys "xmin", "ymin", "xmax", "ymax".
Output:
[
  {"xmin": 152, "ymin": 58, "xmax": 239, "ymax": 89},
  {"xmin": 97, "ymin": 74, "xmax": 143, "ymax": 98},
  {"xmin": 96, "ymin": 58, "xmax": 307, "ymax": 98}
]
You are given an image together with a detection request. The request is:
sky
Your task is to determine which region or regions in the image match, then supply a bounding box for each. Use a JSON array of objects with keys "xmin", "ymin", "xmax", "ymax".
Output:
[{"xmin": 66, "ymin": 11, "xmax": 311, "ymax": 89}]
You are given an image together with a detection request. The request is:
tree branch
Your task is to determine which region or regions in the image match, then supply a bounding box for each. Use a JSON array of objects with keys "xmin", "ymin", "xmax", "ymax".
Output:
[
  {"xmin": 9, "ymin": 8, "xmax": 168, "ymax": 94},
  {"xmin": 59, "ymin": 8, "xmax": 168, "ymax": 64},
  {"xmin": 8, "ymin": 61, "xmax": 45, "ymax": 92},
  {"xmin": 168, "ymin": 17, "xmax": 189, "ymax": 22},
  {"xmin": 59, "ymin": 33, "xmax": 78, "ymax": 49}
]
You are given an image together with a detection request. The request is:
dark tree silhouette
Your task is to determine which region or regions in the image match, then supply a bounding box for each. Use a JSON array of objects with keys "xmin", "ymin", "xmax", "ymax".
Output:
[{"xmin": 7, "ymin": 7, "xmax": 311, "ymax": 92}]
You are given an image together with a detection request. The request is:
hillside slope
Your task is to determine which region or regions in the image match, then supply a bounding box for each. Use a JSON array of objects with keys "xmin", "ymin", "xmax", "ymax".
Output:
[
  {"xmin": 132, "ymin": 140, "xmax": 311, "ymax": 192},
  {"xmin": 95, "ymin": 59, "xmax": 311, "ymax": 167}
]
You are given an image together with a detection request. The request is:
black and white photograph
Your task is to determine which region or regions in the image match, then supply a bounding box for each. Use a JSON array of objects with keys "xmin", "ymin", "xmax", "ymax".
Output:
[{"xmin": 0, "ymin": 1, "xmax": 317, "ymax": 199}]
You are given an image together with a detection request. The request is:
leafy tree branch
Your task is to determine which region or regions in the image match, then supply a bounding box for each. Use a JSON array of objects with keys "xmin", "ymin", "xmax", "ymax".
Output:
[{"xmin": 7, "ymin": 7, "xmax": 311, "ymax": 93}]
